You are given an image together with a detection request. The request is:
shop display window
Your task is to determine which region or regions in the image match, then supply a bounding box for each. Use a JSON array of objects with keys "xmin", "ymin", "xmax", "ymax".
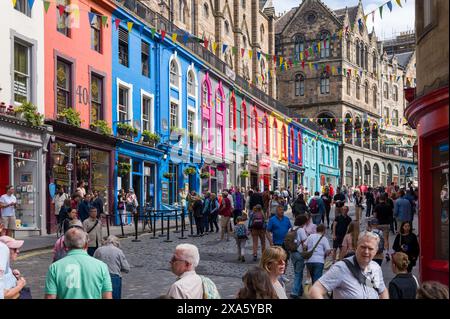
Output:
[
  {"xmin": 91, "ymin": 149, "xmax": 110, "ymax": 212},
  {"xmin": 13, "ymin": 146, "xmax": 38, "ymax": 229}
]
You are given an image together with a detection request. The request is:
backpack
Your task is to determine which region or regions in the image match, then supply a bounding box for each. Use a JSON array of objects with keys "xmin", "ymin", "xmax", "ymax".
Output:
[
  {"xmin": 234, "ymin": 224, "xmax": 247, "ymax": 239},
  {"xmin": 309, "ymin": 198, "xmax": 319, "ymax": 215},
  {"xmin": 251, "ymin": 211, "xmax": 265, "ymax": 229},
  {"xmin": 200, "ymin": 276, "xmax": 221, "ymax": 299},
  {"xmin": 372, "ymin": 229, "xmax": 384, "ymax": 254},
  {"xmin": 284, "ymin": 227, "xmax": 300, "ymax": 252}
]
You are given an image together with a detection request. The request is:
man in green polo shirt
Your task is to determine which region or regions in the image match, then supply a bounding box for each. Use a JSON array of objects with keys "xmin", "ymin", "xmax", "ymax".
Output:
[{"xmin": 44, "ymin": 226, "xmax": 112, "ymax": 299}]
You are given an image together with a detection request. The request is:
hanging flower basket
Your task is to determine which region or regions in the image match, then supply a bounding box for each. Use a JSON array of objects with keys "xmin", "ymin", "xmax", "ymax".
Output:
[
  {"xmin": 200, "ymin": 172, "xmax": 210, "ymax": 179},
  {"xmin": 184, "ymin": 167, "xmax": 197, "ymax": 176},
  {"xmin": 163, "ymin": 172, "xmax": 174, "ymax": 179},
  {"xmin": 240, "ymin": 170, "xmax": 250, "ymax": 178},
  {"xmin": 118, "ymin": 162, "xmax": 131, "ymax": 176}
]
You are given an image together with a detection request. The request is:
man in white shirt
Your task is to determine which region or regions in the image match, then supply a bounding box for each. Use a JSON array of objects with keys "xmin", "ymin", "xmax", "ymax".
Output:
[
  {"xmin": 167, "ymin": 244, "xmax": 204, "ymax": 299},
  {"xmin": 0, "ymin": 186, "xmax": 17, "ymax": 237}
]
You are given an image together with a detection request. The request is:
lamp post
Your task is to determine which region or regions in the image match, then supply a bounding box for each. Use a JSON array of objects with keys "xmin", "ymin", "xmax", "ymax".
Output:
[{"xmin": 65, "ymin": 143, "xmax": 76, "ymax": 195}]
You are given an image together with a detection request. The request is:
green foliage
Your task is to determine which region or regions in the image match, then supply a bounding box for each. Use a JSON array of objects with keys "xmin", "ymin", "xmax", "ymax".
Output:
[
  {"xmin": 14, "ymin": 102, "xmax": 44, "ymax": 127},
  {"xmin": 90, "ymin": 120, "xmax": 112, "ymax": 135},
  {"xmin": 118, "ymin": 162, "xmax": 131, "ymax": 176},
  {"xmin": 184, "ymin": 167, "xmax": 196, "ymax": 175},
  {"xmin": 200, "ymin": 172, "xmax": 210, "ymax": 179},
  {"xmin": 240, "ymin": 170, "xmax": 250, "ymax": 178},
  {"xmin": 58, "ymin": 108, "xmax": 82, "ymax": 127}
]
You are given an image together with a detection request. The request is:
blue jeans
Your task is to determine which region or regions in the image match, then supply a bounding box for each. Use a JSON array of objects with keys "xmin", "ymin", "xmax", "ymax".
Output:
[
  {"xmin": 312, "ymin": 214, "xmax": 322, "ymax": 225},
  {"xmin": 110, "ymin": 274, "xmax": 122, "ymax": 299},
  {"xmin": 306, "ymin": 263, "xmax": 324, "ymax": 284},
  {"xmin": 290, "ymin": 252, "xmax": 305, "ymax": 297},
  {"xmin": 87, "ymin": 247, "xmax": 97, "ymax": 256}
]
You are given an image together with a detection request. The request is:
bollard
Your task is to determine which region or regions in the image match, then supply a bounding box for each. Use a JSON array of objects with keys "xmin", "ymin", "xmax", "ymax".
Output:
[
  {"xmin": 132, "ymin": 210, "xmax": 141, "ymax": 242},
  {"xmin": 159, "ymin": 212, "xmax": 165, "ymax": 237},
  {"xmin": 119, "ymin": 211, "xmax": 126, "ymax": 238},
  {"xmin": 164, "ymin": 214, "xmax": 172, "ymax": 242},
  {"xmin": 173, "ymin": 209, "xmax": 181, "ymax": 233},
  {"xmin": 188, "ymin": 209, "xmax": 196, "ymax": 237},
  {"xmin": 105, "ymin": 213, "xmax": 110, "ymax": 237},
  {"xmin": 150, "ymin": 210, "xmax": 157, "ymax": 239},
  {"xmin": 178, "ymin": 209, "xmax": 187, "ymax": 240}
]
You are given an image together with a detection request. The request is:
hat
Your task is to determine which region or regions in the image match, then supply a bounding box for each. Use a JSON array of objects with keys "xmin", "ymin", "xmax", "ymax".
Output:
[{"xmin": 0, "ymin": 236, "xmax": 24, "ymax": 249}]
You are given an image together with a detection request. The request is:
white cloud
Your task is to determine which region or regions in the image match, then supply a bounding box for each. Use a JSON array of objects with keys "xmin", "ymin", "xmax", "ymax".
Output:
[{"xmin": 273, "ymin": 0, "xmax": 415, "ymax": 40}]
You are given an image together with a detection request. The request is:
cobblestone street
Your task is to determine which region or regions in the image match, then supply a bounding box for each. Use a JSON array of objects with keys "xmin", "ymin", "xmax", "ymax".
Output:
[{"xmin": 14, "ymin": 203, "xmax": 419, "ymax": 299}]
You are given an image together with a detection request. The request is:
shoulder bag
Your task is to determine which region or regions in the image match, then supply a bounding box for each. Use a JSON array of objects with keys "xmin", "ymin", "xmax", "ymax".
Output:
[{"xmin": 301, "ymin": 233, "xmax": 325, "ymax": 259}]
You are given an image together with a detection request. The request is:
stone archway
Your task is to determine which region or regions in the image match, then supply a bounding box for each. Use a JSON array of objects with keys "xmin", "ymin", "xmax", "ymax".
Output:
[
  {"xmin": 344, "ymin": 113, "xmax": 353, "ymax": 144},
  {"xmin": 355, "ymin": 159, "xmax": 363, "ymax": 186},
  {"xmin": 373, "ymin": 163, "xmax": 380, "ymax": 187},
  {"xmin": 364, "ymin": 161, "xmax": 371, "ymax": 185},
  {"xmin": 387, "ymin": 163, "xmax": 393, "ymax": 185},
  {"xmin": 316, "ymin": 112, "xmax": 337, "ymax": 131},
  {"xmin": 345, "ymin": 156, "xmax": 354, "ymax": 187}
]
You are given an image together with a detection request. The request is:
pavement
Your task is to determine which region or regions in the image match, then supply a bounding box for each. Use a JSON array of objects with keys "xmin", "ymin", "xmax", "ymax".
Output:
[{"xmin": 12, "ymin": 201, "xmax": 419, "ymax": 299}]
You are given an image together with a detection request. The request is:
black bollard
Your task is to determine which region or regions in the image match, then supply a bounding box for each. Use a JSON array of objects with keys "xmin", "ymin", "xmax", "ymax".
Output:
[
  {"xmin": 178, "ymin": 209, "xmax": 187, "ymax": 240},
  {"xmin": 119, "ymin": 211, "xmax": 125, "ymax": 238},
  {"xmin": 188, "ymin": 209, "xmax": 196, "ymax": 237},
  {"xmin": 105, "ymin": 213, "xmax": 110, "ymax": 237},
  {"xmin": 150, "ymin": 210, "xmax": 157, "ymax": 239},
  {"xmin": 159, "ymin": 212, "xmax": 165, "ymax": 237},
  {"xmin": 132, "ymin": 210, "xmax": 140, "ymax": 242},
  {"xmin": 164, "ymin": 214, "xmax": 172, "ymax": 242},
  {"xmin": 173, "ymin": 209, "xmax": 180, "ymax": 233}
]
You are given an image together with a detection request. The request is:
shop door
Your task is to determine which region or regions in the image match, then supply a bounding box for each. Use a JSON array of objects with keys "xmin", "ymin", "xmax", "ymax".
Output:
[
  {"xmin": 132, "ymin": 174, "xmax": 142, "ymax": 215},
  {"xmin": 0, "ymin": 154, "xmax": 10, "ymax": 193},
  {"xmin": 250, "ymin": 172, "xmax": 258, "ymax": 190}
]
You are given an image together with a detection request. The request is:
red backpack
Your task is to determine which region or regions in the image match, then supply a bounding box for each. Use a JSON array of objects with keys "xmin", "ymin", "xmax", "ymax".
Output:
[
  {"xmin": 251, "ymin": 211, "xmax": 265, "ymax": 229},
  {"xmin": 309, "ymin": 198, "xmax": 319, "ymax": 215}
]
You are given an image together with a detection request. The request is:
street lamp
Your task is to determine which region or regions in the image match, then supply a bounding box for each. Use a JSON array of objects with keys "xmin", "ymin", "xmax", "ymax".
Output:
[
  {"xmin": 52, "ymin": 149, "xmax": 65, "ymax": 166},
  {"xmin": 65, "ymin": 143, "xmax": 76, "ymax": 195}
]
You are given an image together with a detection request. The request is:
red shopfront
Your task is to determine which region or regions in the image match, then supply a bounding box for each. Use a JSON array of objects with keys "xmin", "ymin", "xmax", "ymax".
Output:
[{"xmin": 405, "ymin": 86, "xmax": 449, "ymax": 285}]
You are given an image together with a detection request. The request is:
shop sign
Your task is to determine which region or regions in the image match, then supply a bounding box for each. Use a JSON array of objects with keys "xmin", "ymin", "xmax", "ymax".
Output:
[{"xmin": 65, "ymin": 163, "xmax": 73, "ymax": 171}]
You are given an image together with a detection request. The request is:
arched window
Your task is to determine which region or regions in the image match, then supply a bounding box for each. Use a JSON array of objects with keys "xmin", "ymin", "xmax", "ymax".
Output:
[
  {"xmin": 294, "ymin": 35, "xmax": 304, "ymax": 58},
  {"xmin": 264, "ymin": 116, "xmax": 270, "ymax": 155},
  {"xmin": 393, "ymin": 86, "xmax": 399, "ymax": 102},
  {"xmin": 363, "ymin": 120, "xmax": 370, "ymax": 149},
  {"xmin": 347, "ymin": 75, "xmax": 351, "ymax": 96},
  {"xmin": 230, "ymin": 95, "xmax": 236, "ymax": 131},
  {"xmin": 187, "ymin": 70, "xmax": 195, "ymax": 96},
  {"xmin": 202, "ymin": 81, "xmax": 209, "ymax": 107},
  {"xmin": 372, "ymin": 52, "xmax": 377, "ymax": 74},
  {"xmin": 356, "ymin": 77, "xmax": 361, "ymax": 100},
  {"xmin": 253, "ymin": 108, "xmax": 258, "ymax": 151},
  {"xmin": 330, "ymin": 148, "xmax": 335, "ymax": 166},
  {"xmin": 295, "ymin": 74, "xmax": 305, "ymax": 96},
  {"xmin": 321, "ymin": 145, "xmax": 325, "ymax": 164},
  {"xmin": 215, "ymin": 88, "xmax": 224, "ymax": 154},
  {"xmin": 281, "ymin": 125, "xmax": 287, "ymax": 159},
  {"xmin": 356, "ymin": 40, "xmax": 360, "ymax": 66},
  {"xmin": 372, "ymin": 123, "xmax": 378, "ymax": 151},
  {"xmin": 290, "ymin": 129, "xmax": 295, "ymax": 162},
  {"xmin": 355, "ymin": 117, "xmax": 362, "ymax": 147},
  {"xmin": 365, "ymin": 81, "xmax": 369, "ymax": 103},
  {"xmin": 179, "ymin": 0, "xmax": 186, "ymax": 24},
  {"xmin": 326, "ymin": 147, "xmax": 330, "ymax": 165},
  {"xmin": 383, "ymin": 82, "xmax": 389, "ymax": 99},
  {"xmin": 345, "ymin": 114, "xmax": 353, "ymax": 144},
  {"xmin": 242, "ymin": 101, "xmax": 248, "ymax": 144},
  {"xmin": 345, "ymin": 157, "xmax": 353, "ymax": 186},
  {"xmin": 346, "ymin": 34, "xmax": 351, "ymax": 61},
  {"xmin": 364, "ymin": 46, "xmax": 369, "ymax": 70},
  {"xmin": 298, "ymin": 132, "xmax": 302, "ymax": 163},
  {"xmin": 373, "ymin": 85, "xmax": 377, "ymax": 108},
  {"xmin": 320, "ymin": 72, "xmax": 330, "ymax": 94},
  {"xmin": 260, "ymin": 24, "xmax": 265, "ymax": 42},
  {"xmin": 272, "ymin": 119, "xmax": 278, "ymax": 155},
  {"xmin": 170, "ymin": 60, "xmax": 179, "ymax": 87},
  {"xmin": 319, "ymin": 31, "xmax": 330, "ymax": 58},
  {"xmin": 203, "ymin": 2, "xmax": 209, "ymax": 18}
]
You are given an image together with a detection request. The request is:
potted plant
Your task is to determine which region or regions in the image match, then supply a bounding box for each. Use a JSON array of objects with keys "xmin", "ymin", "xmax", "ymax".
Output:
[
  {"xmin": 170, "ymin": 127, "xmax": 186, "ymax": 140},
  {"xmin": 183, "ymin": 167, "xmax": 196, "ymax": 176},
  {"xmin": 200, "ymin": 172, "xmax": 210, "ymax": 179},
  {"xmin": 163, "ymin": 172, "xmax": 174, "ymax": 179},
  {"xmin": 90, "ymin": 120, "xmax": 112, "ymax": 135},
  {"xmin": 14, "ymin": 102, "xmax": 44, "ymax": 127},
  {"xmin": 240, "ymin": 170, "xmax": 250, "ymax": 178},
  {"xmin": 142, "ymin": 131, "xmax": 160, "ymax": 146},
  {"xmin": 118, "ymin": 162, "xmax": 131, "ymax": 176},
  {"xmin": 57, "ymin": 108, "xmax": 82, "ymax": 127}
]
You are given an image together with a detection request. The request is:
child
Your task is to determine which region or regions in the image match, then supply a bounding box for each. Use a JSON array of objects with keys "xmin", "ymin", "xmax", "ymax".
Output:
[{"xmin": 234, "ymin": 216, "xmax": 249, "ymax": 262}]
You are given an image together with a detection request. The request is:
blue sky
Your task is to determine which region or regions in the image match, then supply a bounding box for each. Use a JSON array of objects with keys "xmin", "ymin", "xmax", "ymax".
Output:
[{"xmin": 273, "ymin": 0, "xmax": 415, "ymax": 40}]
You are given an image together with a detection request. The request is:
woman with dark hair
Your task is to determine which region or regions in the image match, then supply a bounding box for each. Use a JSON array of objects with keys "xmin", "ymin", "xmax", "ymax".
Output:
[
  {"xmin": 236, "ymin": 267, "xmax": 279, "ymax": 299},
  {"xmin": 292, "ymin": 193, "xmax": 309, "ymax": 217},
  {"xmin": 392, "ymin": 221, "xmax": 419, "ymax": 273}
]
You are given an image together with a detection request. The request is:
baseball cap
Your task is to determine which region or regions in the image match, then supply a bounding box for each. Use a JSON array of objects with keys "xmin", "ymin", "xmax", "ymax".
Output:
[{"xmin": 0, "ymin": 236, "xmax": 24, "ymax": 249}]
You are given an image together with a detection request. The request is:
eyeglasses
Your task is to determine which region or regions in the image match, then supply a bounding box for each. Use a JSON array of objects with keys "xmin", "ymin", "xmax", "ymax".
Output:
[{"xmin": 170, "ymin": 256, "xmax": 187, "ymax": 264}]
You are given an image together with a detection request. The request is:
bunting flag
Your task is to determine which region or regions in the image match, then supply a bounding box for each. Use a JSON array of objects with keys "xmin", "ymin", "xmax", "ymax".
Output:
[
  {"xmin": 339, "ymin": 30, "xmax": 342, "ymax": 39},
  {"xmin": 395, "ymin": 0, "xmax": 402, "ymax": 8},
  {"xmin": 28, "ymin": 0, "xmax": 35, "ymax": 10},
  {"xmin": 317, "ymin": 43, "xmax": 321, "ymax": 54},
  {"xmin": 88, "ymin": 12, "xmax": 96, "ymax": 25},
  {"xmin": 273, "ymin": 55, "xmax": 277, "ymax": 63},
  {"xmin": 314, "ymin": 63, "xmax": 318, "ymax": 71},
  {"xmin": 363, "ymin": 15, "xmax": 368, "ymax": 24},
  {"xmin": 161, "ymin": 30, "xmax": 166, "ymax": 42},
  {"xmin": 203, "ymin": 37, "xmax": 208, "ymax": 49},
  {"xmin": 12, "ymin": 0, "xmax": 17, "ymax": 7},
  {"xmin": 305, "ymin": 50, "xmax": 309, "ymax": 58},
  {"xmin": 43, "ymin": 0, "xmax": 50, "ymax": 13},
  {"xmin": 379, "ymin": 5, "xmax": 383, "ymax": 19},
  {"xmin": 183, "ymin": 32, "xmax": 189, "ymax": 44},
  {"xmin": 222, "ymin": 44, "xmax": 228, "ymax": 54},
  {"xmin": 266, "ymin": 53, "xmax": 270, "ymax": 60},
  {"xmin": 101, "ymin": 15, "xmax": 108, "ymax": 27},
  {"xmin": 212, "ymin": 42, "xmax": 218, "ymax": 52},
  {"xmin": 233, "ymin": 47, "xmax": 238, "ymax": 55},
  {"xmin": 300, "ymin": 52, "xmax": 303, "ymax": 61},
  {"xmin": 387, "ymin": 1, "xmax": 393, "ymax": 12},
  {"xmin": 151, "ymin": 28, "xmax": 156, "ymax": 39},
  {"xmin": 249, "ymin": 50, "xmax": 253, "ymax": 59},
  {"xmin": 309, "ymin": 47, "xmax": 313, "ymax": 56},
  {"xmin": 172, "ymin": 33, "xmax": 177, "ymax": 42},
  {"xmin": 241, "ymin": 48, "xmax": 245, "ymax": 57},
  {"xmin": 114, "ymin": 18, "xmax": 121, "ymax": 30},
  {"xmin": 309, "ymin": 62, "xmax": 312, "ymax": 72},
  {"xmin": 127, "ymin": 21, "xmax": 133, "ymax": 32},
  {"xmin": 301, "ymin": 61, "xmax": 305, "ymax": 70},
  {"xmin": 280, "ymin": 57, "xmax": 283, "ymax": 65},
  {"xmin": 58, "ymin": 4, "xmax": 65, "ymax": 16},
  {"xmin": 257, "ymin": 52, "xmax": 261, "ymax": 61}
]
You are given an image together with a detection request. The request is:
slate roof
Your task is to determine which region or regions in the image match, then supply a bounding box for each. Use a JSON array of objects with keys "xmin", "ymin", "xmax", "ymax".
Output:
[
  {"xmin": 275, "ymin": 7, "xmax": 297, "ymax": 34},
  {"xmin": 391, "ymin": 51, "xmax": 414, "ymax": 68}
]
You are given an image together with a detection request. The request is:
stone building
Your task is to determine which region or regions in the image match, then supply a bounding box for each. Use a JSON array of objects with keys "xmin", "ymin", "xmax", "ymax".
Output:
[
  {"xmin": 275, "ymin": 0, "xmax": 417, "ymax": 187},
  {"xmin": 142, "ymin": 0, "xmax": 277, "ymax": 96}
]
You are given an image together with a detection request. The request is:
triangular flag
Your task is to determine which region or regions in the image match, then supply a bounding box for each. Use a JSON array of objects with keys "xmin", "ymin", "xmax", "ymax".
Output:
[
  {"xmin": 212, "ymin": 42, "xmax": 218, "ymax": 52},
  {"xmin": 280, "ymin": 57, "xmax": 283, "ymax": 65},
  {"xmin": 183, "ymin": 32, "xmax": 189, "ymax": 44},
  {"xmin": 88, "ymin": 12, "xmax": 96, "ymax": 25},
  {"xmin": 58, "ymin": 4, "xmax": 66, "ymax": 17},
  {"xmin": 379, "ymin": 5, "xmax": 383, "ymax": 19},
  {"xmin": 222, "ymin": 44, "xmax": 228, "ymax": 54},
  {"xmin": 266, "ymin": 54, "xmax": 270, "ymax": 60},
  {"xmin": 161, "ymin": 30, "xmax": 166, "ymax": 42},
  {"xmin": 395, "ymin": 0, "xmax": 402, "ymax": 8},
  {"xmin": 233, "ymin": 47, "xmax": 237, "ymax": 55},
  {"xmin": 127, "ymin": 21, "xmax": 133, "ymax": 32},
  {"xmin": 203, "ymin": 37, "xmax": 208, "ymax": 49},
  {"xmin": 301, "ymin": 61, "xmax": 305, "ymax": 70},
  {"xmin": 257, "ymin": 52, "xmax": 261, "ymax": 61},
  {"xmin": 309, "ymin": 62, "xmax": 312, "ymax": 71},
  {"xmin": 305, "ymin": 49, "xmax": 309, "ymax": 58},
  {"xmin": 249, "ymin": 50, "xmax": 253, "ymax": 59},
  {"xmin": 28, "ymin": 0, "xmax": 35, "ymax": 10},
  {"xmin": 12, "ymin": 0, "xmax": 17, "ymax": 7},
  {"xmin": 151, "ymin": 28, "xmax": 156, "ymax": 39},
  {"xmin": 241, "ymin": 48, "xmax": 245, "ymax": 57},
  {"xmin": 43, "ymin": 0, "xmax": 50, "ymax": 13},
  {"xmin": 138, "ymin": 25, "xmax": 144, "ymax": 34},
  {"xmin": 172, "ymin": 33, "xmax": 177, "ymax": 42},
  {"xmin": 363, "ymin": 15, "xmax": 368, "ymax": 23},
  {"xmin": 114, "ymin": 18, "xmax": 121, "ymax": 30},
  {"xmin": 273, "ymin": 55, "xmax": 277, "ymax": 63},
  {"xmin": 101, "ymin": 16, "xmax": 108, "ymax": 27},
  {"xmin": 314, "ymin": 63, "xmax": 318, "ymax": 71},
  {"xmin": 339, "ymin": 30, "xmax": 343, "ymax": 39},
  {"xmin": 387, "ymin": 1, "xmax": 393, "ymax": 12},
  {"xmin": 300, "ymin": 52, "xmax": 303, "ymax": 61}
]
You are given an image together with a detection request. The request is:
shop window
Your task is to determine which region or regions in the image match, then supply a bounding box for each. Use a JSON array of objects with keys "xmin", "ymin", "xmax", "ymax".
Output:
[
  {"xmin": 90, "ymin": 73, "xmax": 103, "ymax": 123},
  {"xmin": 170, "ymin": 60, "xmax": 179, "ymax": 88},
  {"xmin": 142, "ymin": 95, "xmax": 153, "ymax": 132},
  {"xmin": 217, "ymin": 125, "xmax": 223, "ymax": 153},
  {"xmin": 14, "ymin": 0, "xmax": 31, "ymax": 16},
  {"xmin": 118, "ymin": 27, "xmax": 129, "ymax": 67},
  {"xmin": 91, "ymin": 149, "xmax": 110, "ymax": 211},
  {"xmin": 141, "ymin": 41, "xmax": 150, "ymax": 77},
  {"xmin": 187, "ymin": 71, "xmax": 195, "ymax": 96},
  {"xmin": 14, "ymin": 40, "xmax": 31, "ymax": 104},
  {"xmin": 168, "ymin": 163, "xmax": 179, "ymax": 204},
  {"xmin": 56, "ymin": 58, "xmax": 72, "ymax": 115},
  {"xmin": 118, "ymin": 156, "xmax": 131, "ymax": 191},
  {"xmin": 170, "ymin": 102, "xmax": 179, "ymax": 129},
  {"xmin": 90, "ymin": 11, "xmax": 102, "ymax": 53},
  {"xmin": 57, "ymin": 0, "xmax": 70, "ymax": 37},
  {"xmin": 76, "ymin": 147, "xmax": 90, "ymax": 190},
  {"xmin": 431, "ymin": 140, "xmax": 449, "ymax": 261}
]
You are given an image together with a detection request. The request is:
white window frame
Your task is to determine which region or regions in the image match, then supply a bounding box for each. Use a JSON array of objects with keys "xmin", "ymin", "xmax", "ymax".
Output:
[
  {"xmin": 116, "ymin": 78, "xmax": 133, "ymax": 126},
  {"xmin": 140, "ymin": 89, "xmax": 154, "ymax": 133},
  {"xmin": 169, "ymin": 53, "xmax": 181, "ymax": 90},
  {"xmin": 13, "ymin": 40, "xmax": 31, "ymax": 105}
]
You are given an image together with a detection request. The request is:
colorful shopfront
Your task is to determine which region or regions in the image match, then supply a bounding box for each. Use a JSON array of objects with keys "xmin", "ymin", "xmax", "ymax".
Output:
[{"xmin": 318, "ymin": 137, "xmax": 340, "ymax": 191}]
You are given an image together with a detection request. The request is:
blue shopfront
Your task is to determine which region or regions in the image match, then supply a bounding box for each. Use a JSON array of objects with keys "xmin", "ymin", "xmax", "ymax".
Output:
[
  {"xmin": 302, "ymin": 129, "xmax": 318, "ymax": 195},
  {"xmin": 317, "ymin": 137, "xmax": 341, "ymax": 191}
]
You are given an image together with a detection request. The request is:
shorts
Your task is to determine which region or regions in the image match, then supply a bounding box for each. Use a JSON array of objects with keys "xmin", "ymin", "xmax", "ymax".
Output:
[
  {"xmin": 1, "ymin": 216, "xmax": 16, "ymax": 230},
  {"xmin": 333, "ymin": 237, "xmax": 344, "ymax": 249},
  {"xmin": 378, "ymin": 224, "xmax": 390, "ymax": 237}
]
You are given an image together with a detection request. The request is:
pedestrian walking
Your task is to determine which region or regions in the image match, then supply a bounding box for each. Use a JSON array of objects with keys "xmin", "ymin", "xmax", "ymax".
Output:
[
  {"xmin": 202, "ymin": 192, "xmax": 211, "ymax": 234},
  {"xmin": 219, "ymin": 191, "xmax": 233, "ymax": 241},
  {"xmin": 320, "ymin": 188, "xmax": 332, "ymax": 228},
  {"xmin": 0, "ymin": 186, "xmax": 17, "ymax": 237},
  {"xmin": 61, "ymin": 209, "xmax": 83, "ymax": 234},
  {"xmin": 266, "ymin": 205, "xmax": 292, "ymax": 248},
  {"xmin": 373, "ymin": 193, "xmax": 394, "ymax": 261},
  {"xmin": 126, "ymin": 189, "xmax": 139, "ymax": 227},
  {"xmin": 248, "ymin": 205, "xmax": 266, "ymax": 262},
  {"xmin": 209, "ymin": 193, "xmax": 220, "ymax": 233},
  {"xmin": 268, "ymin": 192, "xmax": 281, "ymax": 218},
  {"xmin": 292, "ymin": 193, "xmax": 309, "ymax": 217},
  {"xmin": 57, "ymin": 199, "xmax": 72, "ymax": 233},
  {"xmin": 354, "ymin": 190, "xmax": 364, "ymax": 222},
  {"xmin": 394, "ymin": 190, "xmax": 412, "ymax": 232},
  {"xmin": 234, "ymin": 216, "xmax": 249, "ymax": 262},
  {"xmin": 339, "ymin": 221, "xmax": 359, "ymax": 259},
  {"xmin": 94, "ymin": 235, "xmax": 130, "ymax": 299},
  {"xmin": 309, "ymin": 231, "xmax": 389, "ymax": 299},
  {"xmin": 236, "ymin": 267, "xmax": 278, "ymax": 299},
  {"xmin": 388, "ymin": 252, "xmax": 419, "ymax": 299},
  {"xmin": 0, "ymin": 236, "xmax": 28, "ymax": 299},
  {"xmin": 332, "ymin": 205, "xmax": 352, "ymax": 262},
  {"xmin": 92, "ymin": 190, "xmax": 104, "ymax": 216},
  {"xmin": 392, "ymin": 221, "xmax": 419, "ymax": 273},
  {"xmin": 117, "ymin": 189, "xmax": 127, "ymax": 226},
  {"xmin": 365, "ymin": 187, "xmax": 375, "ymax": 217},
  {"xmin": 53, "ymin": 187, "xmax": 69, "ymax": 225},
  {"xmin": 45, "ymin": 227, "xmax": 113, "ymax": 299},
  {"xmin": 304, "ymin": 224, "xmax": 332, "ymax": 285},
  {"xmin": 78, "ymin": 193, "xmax": 93, "ymax": 223},
  {"xmin": 260, "ymin": 246, "xmax": 288, "ymax": 299},
  {"xmin": 192, "ymin": 195, "xmax": 204, "ymax": 236},
  {"xmin": 167, "ymin": 244, "xmax": 220, "ymax": 299},
  {"xmin": 76, "ymin": 180, "xmax": 86, "ymax": 198},
  {"xmin": 308, "ymin": 192, "xmax": 325, "ymax": 225},
  {"xmin": 82, "ymin": 207, "xmax": 103, "ymax": 256},
  {"xmin": 304, "ymin": 213, "xmax": 317, "ymax": 236},
  {"xmin": 366, "ymin": 219, "xmax": 385, "ymax": 266},
  {"xmin": 232, "ymin": 188, "xmax": 244, "ymax": 225}
]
